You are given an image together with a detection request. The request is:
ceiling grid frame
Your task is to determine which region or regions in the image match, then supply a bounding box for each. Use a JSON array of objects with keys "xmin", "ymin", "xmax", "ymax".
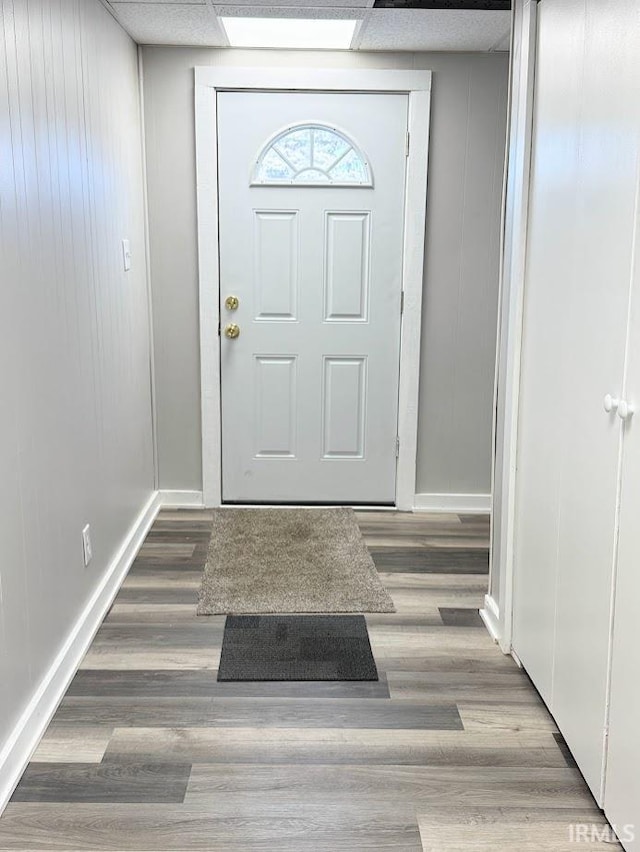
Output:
[{"xmin": 108, "ymin": 0, "xmax": 511, "ymax": 50}]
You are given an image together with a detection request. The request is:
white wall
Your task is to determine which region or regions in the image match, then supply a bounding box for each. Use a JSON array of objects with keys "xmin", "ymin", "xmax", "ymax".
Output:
[
  {"xmin": 142, "ymin": 47, "xmax": 508, "ymax": 501},
  {"xmin": 0, "ymin": 0, "xmax": 154, "ymax": 800}
]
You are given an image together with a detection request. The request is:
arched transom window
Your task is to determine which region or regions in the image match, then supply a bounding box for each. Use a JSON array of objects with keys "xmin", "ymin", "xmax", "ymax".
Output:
[{"xmin": 251, "ymin": 123, "xmax": 373, "ymax": 187}]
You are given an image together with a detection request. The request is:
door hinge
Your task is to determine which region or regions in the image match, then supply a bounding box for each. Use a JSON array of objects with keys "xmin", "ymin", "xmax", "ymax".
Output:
[
  {"xmin": 405, "ymin": 132, "xmax": 410, "ymax": 157},
  {"xmin": 400, "ymin": 291, "xmax": 405, "ymax": 314},
  {"xmin": 395, "ymin": 436, "xmax": 400, "ymax": 458},
  {"xmin": 218, "ymin": 319, "xmax": 221, "ymax": 337}
]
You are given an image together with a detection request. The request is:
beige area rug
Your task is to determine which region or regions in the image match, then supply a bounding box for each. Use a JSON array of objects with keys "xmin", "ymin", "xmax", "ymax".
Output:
[{"xmin": 197, "ymin": 507, "xmax": 395, "ymax": 615}]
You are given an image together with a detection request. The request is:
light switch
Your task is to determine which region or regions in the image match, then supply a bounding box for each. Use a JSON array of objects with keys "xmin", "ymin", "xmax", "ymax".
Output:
[{"xmin": 122, "ymin": 239, "xmax": 132, "ymax": 271}]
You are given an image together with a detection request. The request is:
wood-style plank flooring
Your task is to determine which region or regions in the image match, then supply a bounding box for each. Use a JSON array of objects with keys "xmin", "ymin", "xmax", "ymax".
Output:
[{"xmin": 0, "ymin": 510, "xmax": 620, "ymax": 851}]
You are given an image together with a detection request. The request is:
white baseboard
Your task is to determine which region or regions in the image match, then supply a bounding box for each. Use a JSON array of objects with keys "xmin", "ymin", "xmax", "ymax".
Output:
[
  {"xmin": 413, "ymin": 492, "xmax": 491, "ymax": 514},
  {"xmin": 0, "ymin": 490, "xmax": 161, "ymax": 815},
  {"xmin": 480, "ymin": 593, "xmax": 501, "ymax": 644},
  {"xmin": 159, "ymin": 490, "xmax": 204, "ymax": 508}
]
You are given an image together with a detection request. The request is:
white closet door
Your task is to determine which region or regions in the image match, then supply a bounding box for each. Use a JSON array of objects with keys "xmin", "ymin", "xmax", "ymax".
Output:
[
  {"xmin": 604, "ymin": 5, "xmax": 640, "ymax": 840},
  {"xmin": 514, "ymin": 0, "xmax": 639, "ymax": 800},
  {"xmin": 513, "ymin": 0, "xmax": 586, "ymax": 702},
  {"xmin": 550, "ymin": 0, "xmax": 640, "ymax": 800},
  {"xmin": 606, "ymin": 334, "xmax": 640, "ymax": 848}
]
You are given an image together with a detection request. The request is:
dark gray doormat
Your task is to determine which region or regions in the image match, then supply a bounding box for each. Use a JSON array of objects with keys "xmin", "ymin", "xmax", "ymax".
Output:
[
  {"xmin": 217, "ymin": 614, "xmax": 379, "ymax": 681},
  {"xmin": 197, "ymin": 507, "xmax": 394, "ymax": 614}
]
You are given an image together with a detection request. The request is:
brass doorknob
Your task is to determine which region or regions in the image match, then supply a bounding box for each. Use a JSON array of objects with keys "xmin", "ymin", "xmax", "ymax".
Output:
[
  {"xmin": 224, "ymin": 323, "xmax": 240, "ymax": 339},
  {"xmin": 225, "ymin": 295, "xmax": 239, "ymax": 311}
]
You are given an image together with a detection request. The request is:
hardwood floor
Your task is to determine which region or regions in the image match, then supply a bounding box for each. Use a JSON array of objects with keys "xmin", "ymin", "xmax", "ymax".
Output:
[{"xmin": 0, "ymin": 510, "xmax": 619, "ymax": 851}]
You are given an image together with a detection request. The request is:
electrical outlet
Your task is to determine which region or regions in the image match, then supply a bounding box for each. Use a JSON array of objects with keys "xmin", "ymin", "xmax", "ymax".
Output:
[
  {"xmin": 82, "ymin": 524, "xmax": 93, "ymax": 567},
  {"xmin": 121, "ymin": 238, "xmax": 132, "ymax": 271}
]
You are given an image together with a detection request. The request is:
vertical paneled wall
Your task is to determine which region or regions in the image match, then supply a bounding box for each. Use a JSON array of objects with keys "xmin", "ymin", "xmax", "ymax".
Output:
[
  {"xmin": 142, "ymin": 47, "xmax": 508, "ymax": 499},
  {"xmin": 0, "ymin": 0, "xmax": 154, "ymax": 766}
]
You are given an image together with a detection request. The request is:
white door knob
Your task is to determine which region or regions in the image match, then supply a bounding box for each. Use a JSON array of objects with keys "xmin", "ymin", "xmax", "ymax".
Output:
[
  {"xmin": 604, "ymin": 394, "xmax": 619, "ymax": 413},
  {"xmin": 618, "ymin": 400, "xmax": 635, "ymax": 421}
]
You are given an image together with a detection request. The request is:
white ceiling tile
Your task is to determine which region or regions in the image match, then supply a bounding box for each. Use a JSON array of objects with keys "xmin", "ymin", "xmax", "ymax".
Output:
[
  {"xmin": 492, "ymin": 26, "xmax": 511, "ymax": 51},
  {"xmin": 111, "ymin": 0, "xmax": 207, "ymax": 4},
  {"xmin": 111, "ymin": 3, "xmax": 227, "ymax": 45},
  {"xmin": 215, "ymin": 5, "xmax": 366, "ymax": 19},
  {"xmin": 218, "ymin": 0, "xmax": 369, "ymax": 6},
  {"xmin": 357, "ymin": 9, "xmax": 511, "ymax": 52}
]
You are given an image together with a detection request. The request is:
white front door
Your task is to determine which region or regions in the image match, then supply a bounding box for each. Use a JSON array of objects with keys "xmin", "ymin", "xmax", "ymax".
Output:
[{"xmin": 217, "ymin": 91, "xmax": 408, "ymax": 503}]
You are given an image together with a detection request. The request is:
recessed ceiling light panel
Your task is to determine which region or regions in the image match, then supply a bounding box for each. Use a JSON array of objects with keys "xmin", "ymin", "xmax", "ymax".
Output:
[{"xmin": 220, "ymin": 17, "xmax": 358, "ymax": 50}]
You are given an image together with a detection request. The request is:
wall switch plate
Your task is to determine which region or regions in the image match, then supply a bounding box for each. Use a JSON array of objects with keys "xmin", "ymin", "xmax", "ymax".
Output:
[
  {"xmin": 121, "ymin": 239, "xmax": 131, "ymax": 271},
  {"xmin": 82, "ymin": 524, "xmax": 93, "ymax": 567}
]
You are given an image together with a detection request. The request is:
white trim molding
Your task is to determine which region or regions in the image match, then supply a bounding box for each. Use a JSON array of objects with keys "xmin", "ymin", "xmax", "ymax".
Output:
[
  {"xmin": 138, "ymin": 45, "xmax": 159, "ymax": 492},
  {"xmin": 489, "ymin": 0, "xmax": 538, "ymax": 653},
  {"xmin": 194, "ymin": 67, "xmax": 431, "ymax": 510},
  {"xmin": 0, "ymin": 491, "xmax": 161, "ymax": 815},
  {"xmin": 414, "ymin": 492, "xmax": 491, "ymax": 514},
  {"xmin": 480, "ymin": 593, "xmax": 501, "ymax": 643},
  {"xmin": 159, "ymin": 490, "xmax": 204, "ymax": 509}
]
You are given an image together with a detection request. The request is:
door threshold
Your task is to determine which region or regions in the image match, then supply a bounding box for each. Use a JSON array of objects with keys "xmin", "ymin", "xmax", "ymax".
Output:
[{"xmin": 221, "ymin": 501, "xmax": 397, "ymax": 510}]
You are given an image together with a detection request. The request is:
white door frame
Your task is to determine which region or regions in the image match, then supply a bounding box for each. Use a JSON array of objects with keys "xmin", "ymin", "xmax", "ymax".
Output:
[
  {"xmin": 195, "ymin": 67, "xmax": 431, "ymax": 509},
  {"xmin": 485, "ymin": 0, "xmax": 537, "ymax": 651}
]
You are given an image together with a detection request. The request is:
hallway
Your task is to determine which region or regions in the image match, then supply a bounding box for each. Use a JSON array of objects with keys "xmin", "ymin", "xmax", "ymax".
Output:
[{"xmin": 0, "ymin": 511, "xmax": 615, "ymax": 850}]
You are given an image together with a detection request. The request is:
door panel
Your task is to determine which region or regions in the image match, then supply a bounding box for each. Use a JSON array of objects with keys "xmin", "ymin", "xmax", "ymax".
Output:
[
  {"xmin": 324, "ymin": 212, "xmax": 370, "ymax": 321},
  {"xmin": 253, "ymin": 211, "xmax": 299, "ymax": 320},
  {"xmin": 217, "ymin": 91, "xmax": 408, "ymax": 503},
  {"xmin": 322, "ymin": 357, "xmax": 367, "ymax": 458},
  {"xmin": 253, "ymin": 356, "xmax": 297, "ymax": 458}
]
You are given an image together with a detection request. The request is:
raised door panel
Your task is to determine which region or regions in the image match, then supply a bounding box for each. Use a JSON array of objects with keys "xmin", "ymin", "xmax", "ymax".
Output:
[
  {"xmin": 322, "ymin": 357, "xmax": 367, "ymax": 459},
  {"xmin": 253, "ymin": 357, "xmax": 298, "ymax": 459},
  {"xmin": 253, "ymin": 211, "xmax": 299, "ymax": 321},
  {"xmin": 324, "ymin": 212, "xmax": 370, "ymax": 322}
]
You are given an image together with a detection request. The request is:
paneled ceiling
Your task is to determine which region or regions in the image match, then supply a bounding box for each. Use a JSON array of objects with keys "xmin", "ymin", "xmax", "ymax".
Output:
[{"xmin": 104, "ymin": 0, "xmax": 511, "ymax": 51}]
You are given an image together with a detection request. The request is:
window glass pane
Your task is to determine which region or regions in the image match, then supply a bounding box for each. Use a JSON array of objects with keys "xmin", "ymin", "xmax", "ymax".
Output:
[
  {"xmin": 257, "ymin": 148, "xmax": 294, "ymax": 181},
  {"xmin": 329, "ymin": 148, "xmax": 369, "ymax": 183},
  {"xmin": 274, "ymin": 128, "xmax": 312, "ymax": 170},
  {"xmin": 312, "ymin": 128, "xmax": 350, "ymax": 170},
  {"xmin": 253, "ymin": 124, "xmax": 371, "ymax": 186},
  {"xmin": 294, "ymin": 168, "xmax": 330, "ymax": 183}
]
